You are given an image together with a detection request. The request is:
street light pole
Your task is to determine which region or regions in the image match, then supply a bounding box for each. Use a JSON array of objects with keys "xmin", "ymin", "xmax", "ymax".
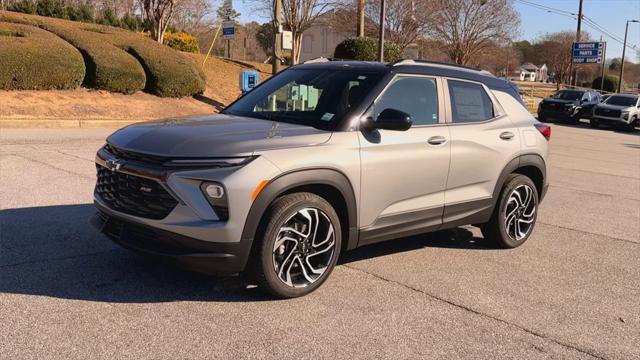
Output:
[
  {"xmin": 377, "ymin": 0, "xmax": 386, "ymax": 62},
  {"xmin": 617, "ymin": 19, "xmax": 639, "ymax": 93}
]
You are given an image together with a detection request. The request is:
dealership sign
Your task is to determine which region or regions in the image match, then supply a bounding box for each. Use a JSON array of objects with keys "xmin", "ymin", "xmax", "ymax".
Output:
[{"xmin": 572, "ymin": 42, "xmax": 605, "ymax": 64}]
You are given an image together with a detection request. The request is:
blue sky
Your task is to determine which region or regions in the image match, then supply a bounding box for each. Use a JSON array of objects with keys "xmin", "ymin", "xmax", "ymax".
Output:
[{"xmin": 232, "ymin": 0, "xmax": 640, "ymax": 61}]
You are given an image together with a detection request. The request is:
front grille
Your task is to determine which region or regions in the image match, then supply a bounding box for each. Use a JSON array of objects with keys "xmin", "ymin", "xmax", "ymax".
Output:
[
  {"xmin": 95, "ymin": 165, "xmax": 178, "ymax": 219},
  {"xmin": 595, "ymin": 108, "xmax": 621, "ymax": 118},
  {"xmin": 104, "ymin": 144, "xmax": 169, "ymax": 165}
]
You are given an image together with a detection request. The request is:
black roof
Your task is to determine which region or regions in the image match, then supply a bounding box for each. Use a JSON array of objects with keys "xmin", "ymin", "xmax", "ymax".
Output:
[{"xmin": 294, "ymin": 59, "xmax": 518, "ymax": 95}]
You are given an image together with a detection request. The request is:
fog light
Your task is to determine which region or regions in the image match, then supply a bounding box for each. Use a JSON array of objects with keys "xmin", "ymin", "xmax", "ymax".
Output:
[
  {"xmin": 205, "ymin": 184, "xmax": 225, "ymax": 199},
  {"xmin": 200, "ymin": 182, "xmax": 229, "ymax": 220}
]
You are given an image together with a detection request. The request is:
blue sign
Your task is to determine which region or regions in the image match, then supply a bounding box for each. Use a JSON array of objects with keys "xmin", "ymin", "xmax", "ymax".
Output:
[
  {"xmin": 573, "ymin": 42, "xmax": 604, "ymax": 50},
  {"xmin": 572, "ymin": 41, "xmax": 605, "ymax": 64},
  {"xmin": 573, "ymin": 49, "xmax": 603, "ymax": 57},
  {"xmin": 239, "ymin": 71, "xmax": 259, "ymax": 93},
  {"xmin": 222, "ymin": 20, "xmax": 235, "ymax": 40}
]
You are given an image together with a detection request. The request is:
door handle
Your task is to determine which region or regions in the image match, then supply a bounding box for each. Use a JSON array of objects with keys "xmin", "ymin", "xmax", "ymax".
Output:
[
  {"xmin": 499, "ymin": 131, "xmax": 515, "ymax": 140},
  {"xmin": 427, "ymin": 136, "xmax": 447, "ymax": 145}
]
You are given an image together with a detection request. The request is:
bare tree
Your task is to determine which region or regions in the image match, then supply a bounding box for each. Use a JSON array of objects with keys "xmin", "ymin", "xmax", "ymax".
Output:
[
  {"xmin": 530, "ymin": 31, "xmax": 591, "ymax": 87},
  {"xmin": 365, "ymin": 0, "xmax": 432, "ymax": 50},
  {"xmin": 356, "ymin": 0, "xmax": 364, "ymax": 36},
  {"xmin": 171, "ymin": 0, "xmax": 215, "ymax": 35},
  {"xmin": 279, "ymin": 0, "xmax": 335, "ymax": 64},
  {"xmin": 141, "ymin": 0, "xmax": 181, "ymax": 43},
  {"xmin": 427, "ymin": 0, "xmax": 519, "ymax": 65}
]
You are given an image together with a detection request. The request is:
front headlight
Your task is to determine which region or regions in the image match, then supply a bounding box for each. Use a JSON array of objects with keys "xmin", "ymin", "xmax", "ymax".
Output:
[{"xmin": 164, "ymin": 156, "xmax": 256, "ymax": 168}]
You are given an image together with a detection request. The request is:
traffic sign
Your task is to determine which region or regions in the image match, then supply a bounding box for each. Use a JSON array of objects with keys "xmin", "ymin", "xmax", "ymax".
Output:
[
  {"xmin": 572, "ymin": 41, "xmax": 605, "ymax": 64},
  {"xmin": 222, "ymin": 21, "xmax": 235, "ymax": 40}
]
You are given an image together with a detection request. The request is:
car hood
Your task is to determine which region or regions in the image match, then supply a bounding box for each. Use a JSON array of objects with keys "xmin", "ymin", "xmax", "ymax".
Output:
[
  {"xmin": 106, "ymin": 114, "xmax": 332, "ymax": 157},
  {"xmin": 595, "ymin": 103, "xmax": 634, "ymax": 111},
  {"xmin": 542, "ymin": 98, "xmax": 579, "ymax": 106}
]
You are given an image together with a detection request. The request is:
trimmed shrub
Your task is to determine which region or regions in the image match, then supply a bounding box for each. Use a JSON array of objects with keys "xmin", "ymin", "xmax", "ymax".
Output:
[
  {"xmin": 0, "ymin": 21, "xmax": 85, "ymax": 89},
  {"xmin": 163, "ymin": 31, "xmax": 200, "ymax": 53},
  {"xmin": 334, "ymin": 37, "xmax": 404, "ymax": 62},
  {"xmin": 40, "ymin": 23, "xmax": 146, "ymax": 93},
  {"xmin": 0, "ymin": 11, "xmax": 205, "ymax": 97},
  {"xmin": 114, "ymin": 34, "xmax": 206, "ymax": 97},
  {"xmin": 592, "ymin": 75, "xmax": 624, "ymax": 92}
]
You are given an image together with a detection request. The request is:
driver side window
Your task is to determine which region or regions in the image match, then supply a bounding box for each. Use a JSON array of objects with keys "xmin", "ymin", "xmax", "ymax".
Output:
[{"xmin": 374, "ymin": 76, "xmax": 439, "ymax": 126}]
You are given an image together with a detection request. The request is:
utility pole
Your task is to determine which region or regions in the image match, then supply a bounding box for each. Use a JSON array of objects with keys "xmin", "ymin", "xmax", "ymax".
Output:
[
  {"xmin": 377, "ymin": 0, "xmax": 386, "ymax": 62},
  {"xmin": 618, "ymin": 20, "xmax": 639, "ymax": 93},
  {"xmin": 599, "ymin": 36, "xmax": 606, "ymax": 92},
  {"xmin": 272, "ymin": 0, "xmax": 282, "ymax": 74},
  {"xmin": 356, "ymin": 0, "xmax": 365, "ymax": 37},
  {"xmin": 568, "ymin": 0, "xmax": 583, "ymax": 87}
]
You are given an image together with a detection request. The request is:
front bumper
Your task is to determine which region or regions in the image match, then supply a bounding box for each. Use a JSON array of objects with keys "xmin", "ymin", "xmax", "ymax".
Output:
[
  {"xmin": 91, "ymin": 207, "xmax": 252, "ymax": 274},
  {"xmin": 592, "ymin": 115, "xmax": 631, "ymax": 126},
  {"xmin": 538, "ymin": 107, "xmax": 581, "ymax": 120}
]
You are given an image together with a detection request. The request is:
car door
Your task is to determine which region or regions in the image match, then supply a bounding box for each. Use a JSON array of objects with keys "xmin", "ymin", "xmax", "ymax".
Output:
[
  {"xmin": 443, "ymin": 78, "xmax": 521, "ymax": 226},
  {"xmin": 358, "ymin": 75, "xmax": 451, "ymax": 244}
]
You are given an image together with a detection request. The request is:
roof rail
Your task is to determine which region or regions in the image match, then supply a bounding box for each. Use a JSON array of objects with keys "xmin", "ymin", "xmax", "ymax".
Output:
[
  {"xmin": 303, "ymin": 57, "xmax": 331, "ymax": 64},
  {"xmin": 390, "ymin": 59, "xmax": 487, "ymax": 73}
]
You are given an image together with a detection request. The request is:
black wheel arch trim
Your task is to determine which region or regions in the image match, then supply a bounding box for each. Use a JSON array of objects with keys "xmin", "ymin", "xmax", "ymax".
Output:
[
  {"xmin": 493, "ymin": 153, "xmax": 547, "ymax": 203},
  {"xmin": 239, "ymin": 167, "xmax": 359, "ymax": 271}
]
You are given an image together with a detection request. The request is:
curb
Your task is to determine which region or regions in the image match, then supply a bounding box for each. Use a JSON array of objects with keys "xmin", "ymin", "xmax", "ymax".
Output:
[{"xmin": 0, "ymin": 118, "xmax": 151, "ymax": 128}]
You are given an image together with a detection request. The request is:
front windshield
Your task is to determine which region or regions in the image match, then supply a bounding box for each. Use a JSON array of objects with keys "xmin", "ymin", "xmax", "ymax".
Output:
[
  {"xmin": 552, "ymin": 90, "xmax": 583, "ymax": 101},
  {"xmin": 604, "ymin": 95, "xmax": 638, "ymax": 107},
  {"xmin": 224, "ymin": 68, "xmax": 385, "ymax": 130}
]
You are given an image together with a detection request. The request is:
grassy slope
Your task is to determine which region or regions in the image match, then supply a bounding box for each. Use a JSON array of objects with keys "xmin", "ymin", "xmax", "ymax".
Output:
[{"xmin": 0, "ymin": 56, "xmax": 274, "ymax": 122}]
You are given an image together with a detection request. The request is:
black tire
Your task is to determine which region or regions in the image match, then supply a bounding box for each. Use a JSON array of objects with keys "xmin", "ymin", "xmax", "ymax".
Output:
[
  {"xmin": 590, "ymin": 119, "xmax": 599, "ymax": 129},
  {"xmin": 481, "ymin": 174, "xmax": 539, "ymax": 249},
  {"xmin": 252, "ymin": 192, "xmax": 341, "ymax": 298},
  {"xmin": 626, "ymin": 117, "xmax": 637, "ymax": 132}
]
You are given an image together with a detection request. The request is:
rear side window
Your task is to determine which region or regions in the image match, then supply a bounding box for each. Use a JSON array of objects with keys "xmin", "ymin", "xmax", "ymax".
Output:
[
  {"xmin": 375, "ymin": 76, "xmax": 439, "ymax": 126},
  {"xmin": 448, "ymin": 80, "xmax": 494, "ymax": 123}
]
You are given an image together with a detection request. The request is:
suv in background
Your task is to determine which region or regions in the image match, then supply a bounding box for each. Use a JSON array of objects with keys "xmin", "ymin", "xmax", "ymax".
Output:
[
  {"xmin": 92, "ymin": 59, "xmax": 550, "ymax": 298},
  {"xmin": 537, "ymin": 89, "xmax": 601, "ymax": 124},
  {"xmin": 591, "ymin": 93, "xmax": 640, "ymax": 131}
]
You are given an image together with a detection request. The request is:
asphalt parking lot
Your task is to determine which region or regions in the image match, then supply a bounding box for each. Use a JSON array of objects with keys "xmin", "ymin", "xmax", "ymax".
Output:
[{"xmin": 1, "ymin": 123, "xmax": 639, "ymax": 359}]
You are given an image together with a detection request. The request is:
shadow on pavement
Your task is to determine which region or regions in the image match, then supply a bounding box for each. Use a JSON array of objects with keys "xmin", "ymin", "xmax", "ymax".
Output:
[{"xmin": 0, "ymin": 204, "xmax": 486, "ymax": 303}]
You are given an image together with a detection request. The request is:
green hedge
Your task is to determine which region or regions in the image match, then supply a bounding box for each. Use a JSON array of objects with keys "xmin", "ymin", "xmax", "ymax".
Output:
[
  {"xmin": 0, "ymin": 11, "xmax": 206, "ymax": 97},
  {"xmin": 0, "ymin": 21, "xmax": 85, "ymax": 90},
  {"xmin": 41, "ymin": 23, "xmax": 146, "ymax": 94},
  {"xmin": 110, "ymin": 30, "xmax": 206, "ymax": 97},
  {"xmin": 592, "ymin": 75, "xmax": 624, "ymax": 93},
  {"xmin": 334, "ymin": 37, "xmax": 403, "ymax": 62}
]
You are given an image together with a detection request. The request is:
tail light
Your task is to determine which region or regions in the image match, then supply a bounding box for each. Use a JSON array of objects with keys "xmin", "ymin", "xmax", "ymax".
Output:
[{"xmin": 534, "ymin": 123, "xmax": 551, "ymax": 141}]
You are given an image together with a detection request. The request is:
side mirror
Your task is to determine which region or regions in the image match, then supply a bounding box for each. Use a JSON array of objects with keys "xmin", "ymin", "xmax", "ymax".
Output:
[{"xmin": 365, "ymin": 108, "xmax": 413, "ymax": 131}]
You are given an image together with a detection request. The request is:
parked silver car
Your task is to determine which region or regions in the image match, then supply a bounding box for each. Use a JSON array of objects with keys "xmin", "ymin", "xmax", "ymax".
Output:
[
  {"xmin": 591, "ymin": 94, "xmax": 640, "ymax": 131},
  {"xmin": 92, "ymin": 59, "xmax": 550, "ymax": 298}
]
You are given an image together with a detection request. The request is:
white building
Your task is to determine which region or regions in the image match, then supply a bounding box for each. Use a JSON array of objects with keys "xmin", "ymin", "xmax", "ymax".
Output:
[{"xmin": 515, "ymin": 63, "xmax": 549, "ymax": 82}]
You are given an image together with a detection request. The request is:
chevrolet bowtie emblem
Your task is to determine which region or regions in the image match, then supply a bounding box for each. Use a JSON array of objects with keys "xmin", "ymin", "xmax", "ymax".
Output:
[{"xmin": 105, "ymin": 158, "xmax": 125, "ymax": 171}]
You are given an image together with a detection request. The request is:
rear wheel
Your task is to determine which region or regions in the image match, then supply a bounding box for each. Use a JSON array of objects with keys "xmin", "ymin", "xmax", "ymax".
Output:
[
  {"xmin": 481, "ymin": 174, "xmax": 539, "ymax": 249},
  {"xmin": 253, "ymin": 192, "xmax": 341, "ymax": 298}
]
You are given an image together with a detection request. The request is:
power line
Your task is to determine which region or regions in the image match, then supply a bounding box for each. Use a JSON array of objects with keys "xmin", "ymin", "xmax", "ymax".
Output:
[{"xmin": 514, "ymin": 0, "xmax": 638, "ymax": 52}]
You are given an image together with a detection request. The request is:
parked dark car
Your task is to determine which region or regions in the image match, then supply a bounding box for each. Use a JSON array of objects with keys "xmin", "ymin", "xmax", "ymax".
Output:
[{"xmin": 537, "ymin": 89, "xmax": 602, "ymax": 124}]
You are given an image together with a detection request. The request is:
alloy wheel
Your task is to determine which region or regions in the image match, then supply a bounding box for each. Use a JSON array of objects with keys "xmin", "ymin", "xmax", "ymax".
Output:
[
  {"xmin": 504, "ymin": 184, "xmax": 537, "ymax": 241},
  {"xmin": 272, "ymin": 207, "xmax": 336, "ymax": 288}
]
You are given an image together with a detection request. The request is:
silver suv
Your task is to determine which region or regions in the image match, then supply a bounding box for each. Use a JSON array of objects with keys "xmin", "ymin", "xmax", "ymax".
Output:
[
  {"xmin": 92, "ymin": 60, "xmax": 550, "ymax": 298},
  {"xmin": 590, "ymin": 93, "xmax": 640, "ymax": 131}
]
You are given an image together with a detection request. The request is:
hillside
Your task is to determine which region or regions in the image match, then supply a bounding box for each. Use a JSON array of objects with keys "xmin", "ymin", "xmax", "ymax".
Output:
[
  {"xmin": 0, "ymin": 10, "xmax": 272, "ymax": 126},
  {"xmin": 0, "ymin": 56, "xmax": 273, "ymax": 127}
]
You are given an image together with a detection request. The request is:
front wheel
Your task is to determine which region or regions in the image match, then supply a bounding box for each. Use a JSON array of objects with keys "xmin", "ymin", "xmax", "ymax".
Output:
[
  {"xmin": 481, "ymin": 174, "xmax": 539, "ymax": 249},
  {"xmin": 589, "ymin": 119, "xmax": 599, "ymax": 129},
  {"xmin": 253, "ymin": 192, "xmax": 341, "ymax": 298}
]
